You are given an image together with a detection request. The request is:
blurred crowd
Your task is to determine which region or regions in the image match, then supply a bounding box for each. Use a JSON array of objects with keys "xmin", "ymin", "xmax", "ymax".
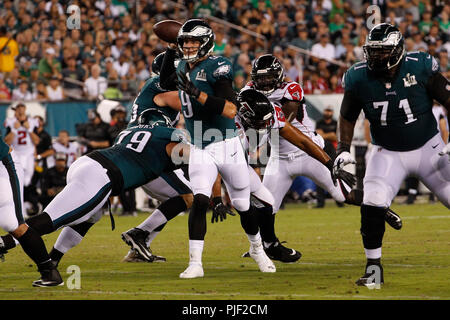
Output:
[{"xmin": 0, "ymin": 0, "xmax": 448, "ymax": 103}]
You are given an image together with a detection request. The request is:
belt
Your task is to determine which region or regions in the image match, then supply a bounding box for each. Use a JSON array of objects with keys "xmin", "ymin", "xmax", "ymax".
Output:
[{"xmin": 275, "ymin": 150, "xmax": 305, "ymax": 160}]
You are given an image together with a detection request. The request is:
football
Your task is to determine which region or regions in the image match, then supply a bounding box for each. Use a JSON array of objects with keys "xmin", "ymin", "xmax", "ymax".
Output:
[{"xmin": 153, "ymin": 20, "xmax": 182, "ymax": 43}]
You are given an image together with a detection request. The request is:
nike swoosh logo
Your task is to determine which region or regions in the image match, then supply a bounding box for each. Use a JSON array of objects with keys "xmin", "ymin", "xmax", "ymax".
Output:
[
  {"xmin": 432, "ymin": 144, "xmax": 439, "ymax": 149},
  {"xmin": 218, "ymin": 61, "xmax": 226, "ymax": 65},
  {"xmin": 231, "ymin": 151, "xmax": 237, "ymax": 157}
]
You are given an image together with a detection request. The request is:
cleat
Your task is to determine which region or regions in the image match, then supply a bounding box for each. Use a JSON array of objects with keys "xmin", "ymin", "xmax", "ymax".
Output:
[
  {"xmin": 122, "ymin": 249, "xmax": 166, "ymax": 263},
  {"xmin": 0, "ymin": 238, "xmax": 6, "ymax": 262},
  {"xmin": 249, "ymin": 242, "xmax": 276, "ymax": 273},
  {"xmin": 355, "ymin": 262, "xmax": 384, "ymax": 288},
  {"xmin": 242, "ymin": 251, "xmax": 250, "ymax": 258},
  {"xmin": 179, "ymin": 263, "xmax": 204, "ymax": 279},
  {"xmin": 264, "ymin": 239, "xmax": 302, "ymax": 263},
  {"xmin": 121, "ymin": 228, "xmax": 154, "ymax": 262},
  {"xmin": 385, "ymin": 208, "xmax": 402, "ymax": 230},
  {"xmin": 32, "ymin": 266, "xmax": 64, "ymax": 287}
]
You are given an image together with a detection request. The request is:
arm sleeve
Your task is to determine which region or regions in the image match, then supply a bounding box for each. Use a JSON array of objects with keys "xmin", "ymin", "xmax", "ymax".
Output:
[
  {"xmin": 212, "ymin": 78, "xmax": 237, "ymax": 105},
  {"xmin": 425, "ymin": 72, "xmax": 450, "ymax": 112},
  {"xmin": 159, "ymin": 48, "xmax": 177, "ymax": 90},
  {"xmin": 339, "ymin": 90, "xmax": 364, "ymax": 122}
]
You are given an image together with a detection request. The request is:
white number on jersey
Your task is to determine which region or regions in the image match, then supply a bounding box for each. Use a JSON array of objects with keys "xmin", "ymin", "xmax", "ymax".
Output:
[
  {"xmin": 115, "ymin": 130, "xmax": 152, "ymax": 153},
  {"xmin": 180, "ymin": 91, "xmax": 193, "ymax": 118},
  {"xmin": 373, "ymin": 99, "xmax": 417, "ymax": 126}
]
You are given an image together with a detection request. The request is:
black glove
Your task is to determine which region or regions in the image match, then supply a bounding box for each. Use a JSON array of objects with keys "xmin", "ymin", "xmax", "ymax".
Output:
[
  {"xmin": 211, "ymin": 197, "xmax": 235, "ymax": 223},
  {"xmin": 334, "ymin": 168, "xmax": 356, "ymax": 188},
  {"xmin": 176, "ymin": 71, "xmax": 200, "ymax": 98}
]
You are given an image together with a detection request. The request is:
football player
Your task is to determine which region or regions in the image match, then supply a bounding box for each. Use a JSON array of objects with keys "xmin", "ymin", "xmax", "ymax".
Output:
[
  {"xmin": 0, "ymin": 109, "xmax": 191, "ymax": 275},
  {"xmin": 0, "ymin": 132, "xmax": 63, "ymax": 287},
  {"xmin": 160, "ymin": 19, "xmax": 279, "ymax": 278},
  {"xmin": 242, "ymin": 54, "xmax": 402, "ymax": 263},
  {"xmin": 335, "ymin": 23, "xmax": 450, "ymax": 287}
]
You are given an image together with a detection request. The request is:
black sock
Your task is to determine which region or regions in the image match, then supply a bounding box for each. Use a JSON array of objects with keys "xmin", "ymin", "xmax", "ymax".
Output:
[
  {"xmin": 255, "ymin": 205, "xmax": 277, "ymax": 243},
  {"xmin": 237, "ymin": 206, "xmax": 259, "ymax": 236},
  {"xmin": 188, "ymin": 194, "xmax": 209, "ymax": 240},
  {"xmin": 16, "ymin": 227, "xmax": 51, "ymax": 266},
  {"xmin": 158, "ymin": 196, "xmax": 188, "ymax": 221},
  {"xmin": 1, "ymin": 234, "xmax": 17, "ymax": 250},
  {"xmin": 49, "ymin": 247, "xmax": 64, "ymax": 264}
]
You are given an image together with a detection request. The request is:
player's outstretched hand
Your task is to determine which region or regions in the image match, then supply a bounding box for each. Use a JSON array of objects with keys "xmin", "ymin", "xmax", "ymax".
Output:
[
  {"xmin": 331, "ymin": 151, "xmax": 356, "ymax": 186},
  {"xmin": 211, "ymin": 197, "xmax": 235, "ymax": 223},
  {"xmin": 176, "ymin": 71, "xmax": 200, "ymax": 98},
  {"xmin": 439, "ymin": 143, "xmax": 450, "ymax": 160}
]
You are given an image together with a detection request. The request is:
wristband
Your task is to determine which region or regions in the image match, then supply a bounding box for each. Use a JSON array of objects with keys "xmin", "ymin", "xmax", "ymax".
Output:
[{"xmin": 337, "ymin": 142, "xmax": 351, "ymax": 155}]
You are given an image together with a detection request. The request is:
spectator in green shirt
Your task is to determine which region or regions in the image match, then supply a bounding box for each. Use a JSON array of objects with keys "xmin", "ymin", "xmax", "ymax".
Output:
[
  {"xmin": 38, "ymin": 47, "xmax": 61, "ymax": 81},
  {"xmin": 418, "ymin": 11, "xmax": 433, "ymax": 34},
  {"xmin": 193, "ymin": 0, "xmax": 215, "ymax": 18}
]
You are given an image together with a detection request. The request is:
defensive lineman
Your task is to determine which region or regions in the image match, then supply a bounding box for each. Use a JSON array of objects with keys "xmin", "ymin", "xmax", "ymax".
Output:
[
  {"xmin": 242, "ymin": 55, "xmax": 402, "ymax": 262},
  {"xmin": 334, "ymin": 23, "xmax": 450, "ymax": 286}
]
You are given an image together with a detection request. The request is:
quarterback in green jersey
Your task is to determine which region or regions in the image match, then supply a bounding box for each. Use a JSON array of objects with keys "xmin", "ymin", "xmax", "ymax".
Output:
[
  {"xmin": 0, "ymin": 135, "xmax": 63, "ymax": 287},
  {"xmin": 335, "ymin": 23, "xmax": 450, "ymax": 287},
  {"xmin": 161, "ymin": 19, "xmax": 275, "ymax": 278}
]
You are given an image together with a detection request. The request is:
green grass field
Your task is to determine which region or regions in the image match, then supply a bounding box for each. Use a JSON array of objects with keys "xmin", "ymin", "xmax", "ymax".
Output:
[{"xmin": 0, "ymin": 202, "xmax": 449, "ymax": 300}]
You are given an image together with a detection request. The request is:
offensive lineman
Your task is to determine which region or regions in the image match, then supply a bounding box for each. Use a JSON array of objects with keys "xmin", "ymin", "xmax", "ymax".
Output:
[
  {"xmin": 334, "ymin": 23, "xmax": 450, "ymax": 286},
  {"xmin": 0, "ymin": 132, "xmax": 63, "ymax": 287},
  {"xmin": 0, "ymin": 109, "xmax": 191, "ymax": 277}
]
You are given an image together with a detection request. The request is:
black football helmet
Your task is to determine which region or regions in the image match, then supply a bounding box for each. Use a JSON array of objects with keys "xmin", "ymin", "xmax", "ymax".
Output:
[
  {"xmin": 251, "ymin": 54, "xmax": 284, "ymax": 96},
  {"xmin": 177, "ymin": 19, "xmax": 215, "ymax": 63},
  {"xmin": 138, "ymin": 108, "xmax": 172, "ymax": 128},
  {"xmin": 236, "ymin": 89, "xmax": 274, "ymax": 132},
  {"xmin": 363, "ymin": 23, "xmax": 405, "ymax": 73},
  {"xmin": 151, "ymin": 51, "xmax": 180, "ymax": 77}
]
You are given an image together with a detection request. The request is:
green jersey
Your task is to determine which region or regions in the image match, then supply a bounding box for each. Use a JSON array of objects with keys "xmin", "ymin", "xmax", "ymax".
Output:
[
  {"xmin": 128, "ymin": 76, "xmax": 180, "ymax": 128},
  {"xmin": 89, "ymin": 125, "xmax": 185, "ymax": 193},
  {"xmin": 0, "ymin": 133, "xmax": 9, "ymax": 160},
  {"xmin": 177, "ymin": 56, "xmax": 237, "ymax": 148},
  {"xmin": 343, "ymin": 51, "xmax": 439, "ymax": 151}
]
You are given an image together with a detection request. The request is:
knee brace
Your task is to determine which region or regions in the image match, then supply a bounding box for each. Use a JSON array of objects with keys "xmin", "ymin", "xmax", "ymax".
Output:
[
  {"xmin": 70, "ymin": 221, "xmax": 95, "ymax": 237},
  {"xmin": 360, "ymin": 205, "xmax": 386, "ymax": 249}
]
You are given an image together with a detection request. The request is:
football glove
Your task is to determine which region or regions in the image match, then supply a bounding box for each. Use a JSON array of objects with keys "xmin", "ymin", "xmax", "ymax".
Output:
[
  {"xmin": 176, "ymin": 71, "xmax": 200, "ymax": 98},
  {"xmin": 211, "ymin": 197, "xmax": 235, "ymax": 223},
  {"xmin": 438, "ymin": 142, "xmax": 450, "ymax": 160},
  {"xmin": 334, "ymin": 168, "xmax": 356, "ymax": 189}
]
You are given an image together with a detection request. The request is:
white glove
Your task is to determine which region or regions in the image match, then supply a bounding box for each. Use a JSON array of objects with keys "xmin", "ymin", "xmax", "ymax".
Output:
[
  {"xmin": 333, "ymin": 151, "xmax": 356, "ymax": 176},
  {"xmin": 439, "ymin": 142, "xmax": 450, "ymax": 159}
]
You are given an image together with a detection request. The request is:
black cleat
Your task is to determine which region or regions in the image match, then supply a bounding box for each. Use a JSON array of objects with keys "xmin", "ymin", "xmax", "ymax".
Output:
[
  {"xmin": 385, "ymin": 208, "xmax": 402, "ymax": 230},
  {"xmin": 121, "ymin": 228, "xmax": 154, "ymax": 262},
  {"xmin": 355, "ymin": 261, "xmax": 384, "ymax": 288},
  {"xmin": 264, "ymin": 240, "xmax": 302, "ymax": 263},
  {"xmin": 32, "ymin": 266, "xmax": 64, "ymax": 287},
  {"xmin": 122, "ymin": 249, "xmax": 166, "ymax": 263},
  {"xmin": 0, "ymin": 238, "xmax": 7, "ymax": 262}
]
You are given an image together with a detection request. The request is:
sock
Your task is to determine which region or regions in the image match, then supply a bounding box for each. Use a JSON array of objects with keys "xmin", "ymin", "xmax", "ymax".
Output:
[
  {"xmin": 16, "ymin": 227, "xmax": 51, "ymax": 266},
  {"xmin": 246, "ymin": 231, "xmax": 262, "ymax": 245},
  {"xmin": 158, "ymin": 196, "xmax": 188, "ymax": 220},
  {"xmin": 137, "ymin": 209, "xmax": 168, "ymax": 234},
  {"xmin": 188, "ymin": 239, "xmax": 204, "ymax": 265},
  {"xmin": 188, "ymin": 194, "xmax": 209, "ymax": 240},
  {"xmin": 237, "ymin": 206, "xmax": 259, "ymax": 236},
  {"xmin": 1, "ymin": 234, "xmax": 17, "ymax": 250},
  {"xmin": 145, "ymin": 231, "xmax": 161, "ymax": 247},
  {"xmin": 53, "ymin": 227, "xmax": 84, "ymax": 254},
  {"xmin": 255, "ymin": 205, "xmax": 277, "ymax": 243},
  {"xmin": 49, "ymin": 248, "xmax": 64, "ymax": 263},
  {"xmin": 364, "ymin": 247, "xmax": 382, "ymax": 260}
]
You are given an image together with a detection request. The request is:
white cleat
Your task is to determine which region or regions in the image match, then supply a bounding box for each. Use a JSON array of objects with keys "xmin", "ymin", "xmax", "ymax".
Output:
[
  {"xmin": 249, "ymin": 243, "xmax": 276, "ymax": 273},
  {"xmin": 179, "ymin": 263, "xmax": 204, "ymax": 279}
]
